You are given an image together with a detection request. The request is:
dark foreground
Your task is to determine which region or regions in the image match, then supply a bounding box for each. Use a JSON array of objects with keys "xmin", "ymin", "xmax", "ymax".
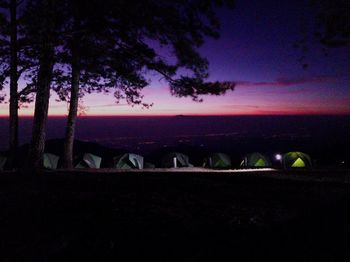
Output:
[{"xmin": 1, "ymin": 170, "xmax": 350, "ymax": 261}]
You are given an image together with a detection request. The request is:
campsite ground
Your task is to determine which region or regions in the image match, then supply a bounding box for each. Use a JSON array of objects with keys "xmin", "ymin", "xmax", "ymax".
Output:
[{"xmin": 1, "ymin": 169, "xmax": 350, "ymax": 261}]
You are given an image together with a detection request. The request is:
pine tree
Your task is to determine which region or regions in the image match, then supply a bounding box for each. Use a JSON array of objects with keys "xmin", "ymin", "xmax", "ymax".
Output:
[
  {"xmin": 0, "ymin": 0, "xmax": 36, "ymax": 168},
  {"xmin": 54, "ymin": 0, "xmax": 235, "ymax": 168},
  {"xmin": 21, "ymin": 0, "xmax": 65, "ymax": 169}
]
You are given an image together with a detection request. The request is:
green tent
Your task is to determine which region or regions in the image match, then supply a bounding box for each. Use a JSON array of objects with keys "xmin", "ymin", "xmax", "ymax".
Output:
[
  {"xmin": 161, "ymin": 152, "xmax": 193, "ymax": 168},
  {"xmin": 114, "ymin": 153, "xmax": 144, "ymax": 169},
  {"xmin": 43, "ymin": 153, "xmax": 60, "ymax": 169},
  {"xmin": 283, "ymin": 152, "xmax": 312, "ymax": 169},
  {"xmin": 204, "ymin": 153, "xmax": 231, "ymax": 168},
  {"xmin": 76, "ymin": 153, "xmax": 102, "ymax": 169},
  {"xmin": 0, "ymin": 156, "xmax": 7, "ymax": 171},
  {"xmin": 241, "ymin": 152, "xmax": 271, "ymax": 168}
]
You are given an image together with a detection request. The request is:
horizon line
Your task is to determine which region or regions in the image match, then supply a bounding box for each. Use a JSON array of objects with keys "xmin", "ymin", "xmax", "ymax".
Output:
[{"xmin": 0, "ymin": 113, "xmax": 350, "ymax": 118}]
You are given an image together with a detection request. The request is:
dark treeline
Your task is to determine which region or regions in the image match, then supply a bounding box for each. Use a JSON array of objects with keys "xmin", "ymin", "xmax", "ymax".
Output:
[{"xmin": 0, "ymin": 0, "xmax": 235, "ymax": 170}]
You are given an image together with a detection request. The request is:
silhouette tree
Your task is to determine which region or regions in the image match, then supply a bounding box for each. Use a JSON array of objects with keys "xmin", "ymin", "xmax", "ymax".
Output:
[
  {"xmin": 21, "ymin": 0, "xmax": 65, "ymax": 169},
  {"xmin": 54, "ymin": 0, "xmax": 235, "ymax": 168},
  {"xmin": 295, "ymin": 0, "xmax": 350, "ymax": 68},
  {"xmin": 0, "ymin": 4, "xmax": 6, "ymax": 103},
  {"xmin": 0, "ymin": 0, "xmax": 36, "ymax": 167},
  {"xmin": 314, "ymin": 0, "xmax": 350, "ymax": 48},
  {"xmin": 50, "ymin": 0, "xmax": 151, "ymax": 168}
]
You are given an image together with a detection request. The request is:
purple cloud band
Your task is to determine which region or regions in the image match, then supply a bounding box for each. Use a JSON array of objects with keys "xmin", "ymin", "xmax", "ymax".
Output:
[{"xmin": 236, "ymin": 75, "xmax": 340, "ymax": 88}]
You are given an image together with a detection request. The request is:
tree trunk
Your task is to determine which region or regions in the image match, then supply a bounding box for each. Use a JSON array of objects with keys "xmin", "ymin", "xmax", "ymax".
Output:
[
  {"xmin": 62, "ymin": 45, "xmax": 80, "ymax": 168},
  {"xmin": 62, "ymin": 15, "xmax": 80, "ymax": 169},
  {"xmin": 28, "ymin": 48, "xmax": 54, "ymax": 169},
  {"xmin": 28, "ymin": 0, "xmax": 55, "ymax": 169},
  {"xmin": 9, "ymin": 0, "xmax": 18, "ymax": 169}
]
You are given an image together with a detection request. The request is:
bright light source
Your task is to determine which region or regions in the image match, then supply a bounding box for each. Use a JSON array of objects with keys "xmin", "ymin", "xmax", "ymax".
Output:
[{"xmin": 275, "ymin": 154, "xmax": 282, "ymax": 161}]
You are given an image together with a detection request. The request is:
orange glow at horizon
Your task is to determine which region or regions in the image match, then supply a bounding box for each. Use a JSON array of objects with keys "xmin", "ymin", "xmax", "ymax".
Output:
[{"xmin": 0, "ymin": 83, "xmax": 350, "ymax": 117}]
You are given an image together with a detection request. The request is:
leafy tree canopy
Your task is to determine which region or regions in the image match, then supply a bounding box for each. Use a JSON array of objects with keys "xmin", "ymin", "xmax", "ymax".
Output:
[
  {"xmin": 314, "ymin": 0, "xmax": 350, "ymax": 48},
  {"xmin": 53, "ymin": 0, "xmax": 235, "ymax": 107}
]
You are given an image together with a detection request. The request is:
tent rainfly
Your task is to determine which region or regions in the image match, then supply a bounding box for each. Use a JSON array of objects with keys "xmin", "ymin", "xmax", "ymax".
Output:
[
  {"xmin": 76, "ymin": 153, "xmax": 102, "ymax": 169},
  {"xmin": 161, "ymin": 152, "xmax": 193, "ymax": 168},
  {"xmin": 114, "ymin": 153, "xmax": 144, "ymax": 169},
  {"xmin": 283, "ymin": 152, "xmax": 312, "ymax": 169},
  {"xmin": 0, "ymin": 156, "xmax": 7, "ymax": 171},
  {"xmin": 241, "ymin": 152, "xmax": 271, "ymax": 168},
  {"xmin": 43, "ymin": 153, "xmax": 60, "ymax": 169},
  {"xmin": 204, "ymin": 153, "xmax": 231, "ymax": 168}
]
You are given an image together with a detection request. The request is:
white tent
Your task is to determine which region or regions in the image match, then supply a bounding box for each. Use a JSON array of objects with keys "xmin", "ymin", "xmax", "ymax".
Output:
[
  {"xmin": 114, "ymin": 153, "xmax": 144, "ymax": 169},
  {"xmin": 161, "ymin": 152, "xmax": 193, "ymax": 168},
  {"xmin": 76, "ymin": 153, "xmax": 102, "ymax": 168},
  {"xmin": 43, "ymin": 153, "xmax": 60, "ymax": 169}
]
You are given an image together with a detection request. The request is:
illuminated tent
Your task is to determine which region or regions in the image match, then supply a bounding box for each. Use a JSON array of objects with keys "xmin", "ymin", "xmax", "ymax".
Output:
[
  {"xmin": 43, "ymin": 153, "xmax": 60, "ymax": 169},
  {"xmin": 203, "ymin": 153, "xmax": 231, "ymax": 168},
  {"xmin": 161, "ymin": 152, "xmax": 193, "ymax": 168},
  {"xmin": 0, "ymin": 156, "xmax": 7, "ymax": 171},
  {"xmin": 76, "ymin": 153, "xmax": 102, "ymax": 169},
  {"xmin": 240, "ymin": 152, "xmax": 271, "ymax": 168},
  {"xmin": 114, "ymin": 153, "xmax": 144, "ymax": 169},
  {"xmin": 283, "ymin": 152, "xmax": 312, "ymax": 169}
]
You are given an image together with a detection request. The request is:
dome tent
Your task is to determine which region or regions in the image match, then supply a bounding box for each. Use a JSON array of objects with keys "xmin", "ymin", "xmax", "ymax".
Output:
[
  {"xmin": 283, "ymin": 152, "xmax": 312, "ymax": 169},
  {"xmin": 0, "ymin": 155, "xmax": 7, "ymax": 171},
  {"xmin": 161, "ymin": 152, "xmax": 193, "ymax": 168},
  {"xmin": 203, "ymin": 153, "xmax": 231, "ymax": 168},
  {"xmin": 43, "ymin": 153, "xmax": 60, "ymax": 169},
  {"xmin": 76, "ymin": 153, "xmax": 102, "ymax": 169},
  {"xmin": 240, "ymin": 152, "xmax": 271, "ymax": 168},
  {"xmin": 114, "ymin": 153, "xmax": 144, "ymax": 169}
]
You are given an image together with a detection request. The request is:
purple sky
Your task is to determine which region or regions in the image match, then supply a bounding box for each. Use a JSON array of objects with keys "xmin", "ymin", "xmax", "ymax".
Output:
[{"xmin": 0, "ymin": 0, "xmax": 349, "ymax": 116}]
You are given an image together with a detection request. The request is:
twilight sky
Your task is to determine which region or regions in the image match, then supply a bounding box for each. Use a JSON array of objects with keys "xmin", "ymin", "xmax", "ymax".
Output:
[{"xmin": 1, "ymin": 0, "xmax": 350, "ymax": 116}]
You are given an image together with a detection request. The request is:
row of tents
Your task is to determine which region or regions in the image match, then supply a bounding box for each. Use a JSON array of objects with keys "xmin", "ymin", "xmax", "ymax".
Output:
[
  {"xmin": 206, "ymin": 152, "xmax": 311, "ymax": 169},
  {"xmin": 0, "ymin": 151, "xmax": 312, "ymax": 171}
]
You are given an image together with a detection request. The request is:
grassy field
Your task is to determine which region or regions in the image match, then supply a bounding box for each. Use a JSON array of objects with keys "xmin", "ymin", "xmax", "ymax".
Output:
[{"xmin": 1, "ymin": 169, "xmax": 350, "ymax": 261}]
